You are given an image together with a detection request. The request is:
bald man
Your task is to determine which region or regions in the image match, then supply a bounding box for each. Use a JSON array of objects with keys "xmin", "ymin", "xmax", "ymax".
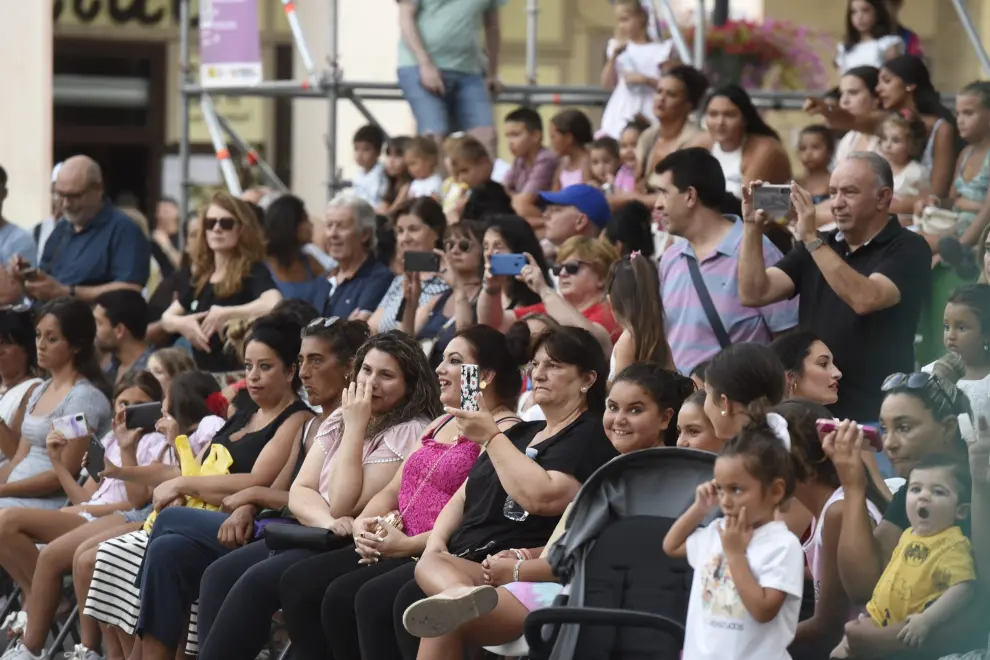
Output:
[{"xmin": 19, "ymin": 155, "xmax": 150, "ymax": 303}]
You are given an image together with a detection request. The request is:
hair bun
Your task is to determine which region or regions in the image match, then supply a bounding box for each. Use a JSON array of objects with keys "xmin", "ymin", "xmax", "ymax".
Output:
[{"xmin": 932, "ymin": 352, "xmax": 966, "ymax": 386}]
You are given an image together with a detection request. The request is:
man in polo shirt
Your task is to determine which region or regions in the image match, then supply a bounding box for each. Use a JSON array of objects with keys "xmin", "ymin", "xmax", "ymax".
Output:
[
  {"xmin": 536, "ymin": 184, "xmax": 610, "ymax": 264},
  {"xmin": 655, "ymin": 148, "xmax": 798, "ymax": 374},
  {"xmin": 319, "ymin": 193, "xmax": 392, "ymax": 320},
  {"xmin": 23, "ymin": 156, "xmax": 149, "ymax": 303},
  {"xmin": 738, "ymin": 152, "xmax": 932, "ymax": 423}
]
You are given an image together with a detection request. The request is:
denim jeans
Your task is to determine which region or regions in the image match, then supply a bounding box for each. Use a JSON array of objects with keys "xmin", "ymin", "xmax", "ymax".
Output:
[{"xmin": 397, "ymin": 66, "xmax": 494, "ymax": 135}]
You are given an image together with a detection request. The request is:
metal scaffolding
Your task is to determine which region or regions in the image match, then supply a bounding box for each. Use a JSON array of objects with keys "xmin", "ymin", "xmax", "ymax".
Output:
[{"xmin": 177, "ymin": 0, "xmax": 990, "ymax": 219}]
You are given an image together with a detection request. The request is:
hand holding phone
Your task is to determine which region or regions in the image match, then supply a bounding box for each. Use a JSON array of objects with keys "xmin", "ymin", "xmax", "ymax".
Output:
[
  {"xmin": 816, "ymin": 418, "xmax": 883, "ymax": 452},
  {"xmin": 489, "ymin": 254, "xmax": 527, "ymax": 277},
  {"xmin": 460, "ymin": 364, "xmax": 481, "ymax": 412},
  {"xmin": 52, "ymin": 413, "xmax": 89, "ymax": 440},
  {"xmin": 752, "ymin": 184, "xmax": 793, "ymax": 217},
  {"xmin": 85, "ymin": 436, "xmax": 106, "ymax": 482},
  {"xmin": 404, "ymin": 251, "xmax": 441, "ymax": 273},
  {"xmin": 125, "ymin": 402, "xmax": 163, "ymax": 433}
]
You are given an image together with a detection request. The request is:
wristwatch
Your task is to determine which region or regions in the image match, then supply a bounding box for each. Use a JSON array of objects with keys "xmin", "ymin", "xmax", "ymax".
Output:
[{"xmin": 804, "ymin": 237, "xmax": 824, "ymax": 253}]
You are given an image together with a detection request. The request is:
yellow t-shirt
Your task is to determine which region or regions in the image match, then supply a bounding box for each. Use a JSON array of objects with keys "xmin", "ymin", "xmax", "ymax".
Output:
[{"xmin": 866, "ymin": 525, "xmax": 975, "ymax": 626}]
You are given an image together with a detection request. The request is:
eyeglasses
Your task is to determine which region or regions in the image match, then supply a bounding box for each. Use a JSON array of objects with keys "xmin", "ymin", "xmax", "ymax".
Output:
[
  {"xmin": 204, "ymin": 216, "xmax": 238, "ymax": 232},
  {"xmin": 551, "ymin": 261, "xmax": 585, "ymax": 277},
  {"xmin": 445, "ymin": 239, "xmax": 473, "ymax": 253},
  {"xmin": 306, "ymin": 316, "xmax": 340, "ymax": 329}
]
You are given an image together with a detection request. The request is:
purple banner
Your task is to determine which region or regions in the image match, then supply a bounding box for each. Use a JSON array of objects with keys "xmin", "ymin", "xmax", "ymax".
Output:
[{"xmin": 199, "ymin": 0, "xmax": 262, "ymax": 87}]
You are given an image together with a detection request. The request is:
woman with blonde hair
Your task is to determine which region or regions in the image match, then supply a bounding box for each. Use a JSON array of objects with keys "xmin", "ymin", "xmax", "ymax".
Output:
[{"xmin": 160, "ymin": 192, "xmax": 281, "ymax": 377}]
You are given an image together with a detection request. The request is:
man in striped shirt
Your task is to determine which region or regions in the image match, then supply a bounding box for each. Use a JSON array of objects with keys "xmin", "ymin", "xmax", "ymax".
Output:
[{"xmin": 654, "ymin": 149, "xmax": 798, "ymax": 374}]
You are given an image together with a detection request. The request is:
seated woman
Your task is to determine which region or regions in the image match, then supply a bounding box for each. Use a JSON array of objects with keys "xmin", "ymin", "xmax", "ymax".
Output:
[
  {"xmin": 691, "ymin": 84, "xmax": 792, "ymax": 202},
  {"xmin": 81, "ymin": 314, "xmax": 314, "ymax": 658},
  {"xmin": 405, "ymin": 363, "xmax": 695, "ymax": 657},
  {"xmin": 770, "ymin": 329, "xmax": 843, "ymax": 405},
  {"xmin": 402, "ymin": 222, "xmax": 485, "ymax": 369},
  {"xmin": 480, "ymin": 235, "xmax": 621, "ymax": 358},
  {"xmin": 349, "ymin": 326, "xmax": 619, "ymax": 659},
  {"xmin": 262, "ymin": 194, "xmax": 328, "ymax": 310},
  {"xmin": 3, "ymin": 371, "xmax": 227, "ymax": 660},
  {"xmin": 478, "ymin": 214, "xmax": 552, "ymax": 313},
  {"xmin": 0, "ymin": 299, "xmax": 113, "ymax": 510},
  {"xmin": 0, "ymin": 307, "xmax": 42, "ymax": 432},
  {"xmin": 134, "ymin": 331, "xmax": 438, "ymax": 660},
  {"xmin": 369, "ymin": 198, "xmax": 449, "ymax": 334}
]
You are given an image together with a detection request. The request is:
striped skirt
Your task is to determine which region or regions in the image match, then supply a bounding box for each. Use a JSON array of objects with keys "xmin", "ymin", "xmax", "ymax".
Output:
[{"xmin": 83, "ymin": 530, "xmax": 201, "ymax": 654}]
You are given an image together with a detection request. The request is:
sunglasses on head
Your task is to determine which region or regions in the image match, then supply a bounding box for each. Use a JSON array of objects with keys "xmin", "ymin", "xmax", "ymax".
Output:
[
  {"xmin": 204, "ymin": 216, "xmax": 238, "ymax": 232},
  {"xmin": 551, "ymin": 262, "xmax": 585, "ymax": 276},
  {"xmin": 445, "ymin": 239, "xmax": 473, "ymax": 253},
  {"xmin": 0, "ymin": 304, "xmax": 30, "ymax": 313},
  {"xmin": 307, "ymin": 316, "xmax": 341, "ymax": 329},
  {"xmin": 881, "ymin": 372, "xmax": 933, "ymax": 392}
]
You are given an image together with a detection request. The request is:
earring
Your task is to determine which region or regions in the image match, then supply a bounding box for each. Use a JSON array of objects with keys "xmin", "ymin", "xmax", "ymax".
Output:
[
  {"xmin": 580, "ymin": 387, "xmax": 587, "ymax": 393},
  {"xmin": 720, "ymin": 409, "xmax": 727, "ymax": 416}
]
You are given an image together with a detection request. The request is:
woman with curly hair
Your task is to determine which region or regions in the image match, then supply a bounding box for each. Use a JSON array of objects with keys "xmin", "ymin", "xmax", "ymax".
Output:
[{"xmin": 160, "ymin": 191, "xmax": 282, "ymax": 376}]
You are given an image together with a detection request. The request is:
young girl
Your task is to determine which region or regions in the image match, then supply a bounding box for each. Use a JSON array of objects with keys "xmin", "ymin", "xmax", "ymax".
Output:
[
  {"xmin": 663, "ymin": 415, "xmax": 805, "ymax": 659},
  {"xmin": 406, "ymin": 137, "xmax": 444, "ymax": 200},
  {"xmin": 599, "ymin": 0, "xmax": 672, "ymax": 139},
  {"xmin": 880, "ymin": 110, "xmax": 930, "ymax": 219},
  {"xmin": 605, "ymin": 252, "xmax": 672, "ymax": 379},
  {"xmin": 379, "ymin": 136, "xmax": 412, "ymax": 215},
  {"xmin": 440, "ymin": 133, "xmax": 470, "ymax": 215},
  {"xmin": 942, "ymin": 81, "xmax": 990, "ymax": 244},
  {"xmin": 797, "ymin": 125, "xmax": 834, "ymax": 204},
  {"xmin": 834, "ymin": 0, "xmax": 903, "ymax": 73},
  {"xmin": 616, "ymin": 115, "xmax": 651, "ymax": 193},
  {"xmin": 677, "ymin": 390, "xmax": 720, "ymax": 453},
  {"xmin": 550, "ymin": 109, "xmax": 594, "ymax": 190},
  {"xmin": 589, "ymin": 137, "xmax": 621, "ymax": 193}
]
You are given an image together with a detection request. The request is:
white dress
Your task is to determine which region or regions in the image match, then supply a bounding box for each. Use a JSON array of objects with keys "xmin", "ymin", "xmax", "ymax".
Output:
[
  {"xmin": 922, "ymin": 361, "xmax": 989, "ymax": 443},
  {"xmin": 600, "ymin": 39, "xmax": 673, "ymax": 139},
  {"xmin": 834, "ymin": 36, "xmax": 903, "ymax": 73}
]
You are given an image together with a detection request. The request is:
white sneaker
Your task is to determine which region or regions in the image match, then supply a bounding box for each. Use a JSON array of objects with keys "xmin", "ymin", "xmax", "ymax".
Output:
[
  {"xmin": 0, "ymin": 612, "xmax": 27, "ymax": 639},
  {"xmin": 63, "ymin": 644, "xmax": 102, "ymax": 660},
  {"xmin": 0, "ymin": 640, "xmax": 43, "ymax": 660}
]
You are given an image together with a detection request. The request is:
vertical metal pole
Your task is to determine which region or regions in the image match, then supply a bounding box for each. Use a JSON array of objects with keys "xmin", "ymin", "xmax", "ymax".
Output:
[
  {"xmin": 693, "ymin": 0, "xmax": 705, "ymax": 72},
  {"xmin": 712, "ymin": 0, "xmax": 729, "ymax": 26},
  {"xmin": 327, "ymin": 0, "xmax": 339, "ymax": 201},
  {"xmin": 280, "ymin": 0, "xmax": 320, "ymax": 84},
  {"xmin": 525, "ymin": 0, "xmax": 538, "ymax": 85},
  {"xmin": 950, "ymin": 0, "xmax": 990, "ymax": 77},
  {"xmin": 200, "ymin": 94, "xmax": 244, "ymax": 195},
  {"xmin": 653, "ymin": 0, "xmax": 692, "ymax": 65},
  {"xmin": 178, "ymin": 0, "xmax": 191, "ymax": 247}
]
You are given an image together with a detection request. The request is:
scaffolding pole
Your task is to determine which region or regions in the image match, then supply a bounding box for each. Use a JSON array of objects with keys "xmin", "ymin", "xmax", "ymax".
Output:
[
  {"xmin": 692, "ymin": 0, "xmax": 705, "ymax": 71},
  {"xmin": 653, "ymin": 0, "xmax": 692, "ymax": 64},
  {"xmin": 199, "ymin": 94, "xmax": 243, "ymax": 196},
  {"xmin": 950, "ymin": 0, "xmax": 990, "ymax": 77},
  {"xmin": 525, "ymin": 0, "xmax": 539, "ymax": 85},
  {"xmin": 177, "ymin": 0, "xmax": 191, "ymax": 231},
  {"xmin": 280, "ymin": 0, "xmax": 320, "ymax": 85},
  {"xmin": 215, "ymin": 113, "xmax": 289, "ymax": 192},
  {"xmin": 327, "ymin": 0, "xmax": 340, "ymax": 198}
]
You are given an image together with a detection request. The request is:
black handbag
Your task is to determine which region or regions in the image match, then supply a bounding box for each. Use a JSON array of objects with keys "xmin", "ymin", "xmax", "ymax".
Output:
[{"xmin": 263, "ymin": 523, "xmax": 340, "ymax": 553}]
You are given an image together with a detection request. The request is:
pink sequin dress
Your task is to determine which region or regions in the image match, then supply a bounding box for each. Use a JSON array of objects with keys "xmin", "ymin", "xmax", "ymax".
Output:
[{"xmin": 398, "ymin": 416, "xmax": 481, "ymax": 536}]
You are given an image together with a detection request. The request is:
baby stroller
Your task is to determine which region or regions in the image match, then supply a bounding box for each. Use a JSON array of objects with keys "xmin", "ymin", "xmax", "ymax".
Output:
[{"xmin": 523, "ymin": 447, "xmax": 717, "ymax": 660}]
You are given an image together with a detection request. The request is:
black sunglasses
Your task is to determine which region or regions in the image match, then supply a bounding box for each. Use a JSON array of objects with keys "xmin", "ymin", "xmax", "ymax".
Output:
[
  {"xmin": 204, "ymin": 216, "xmax": 238, "ymax": 232},
  {"xmin": 882, "ymin": 371, "xmax": 958, "ymax": 417},
  {"xmin": 881, "ymin": 372, "xmax": 933, "ymax": 392},
  {"xmin": 551, "ymin": 262, "xmax": 585, "ymax": 277},
  {"xmin": 445, "ymin": 239, "xmax": 473, "ymax": 253}
]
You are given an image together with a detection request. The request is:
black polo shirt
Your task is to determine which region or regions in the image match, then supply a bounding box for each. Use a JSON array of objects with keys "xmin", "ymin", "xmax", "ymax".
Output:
[{"xmin": 774, "ymin": 218, "xmax": 931, "ymax": 421}]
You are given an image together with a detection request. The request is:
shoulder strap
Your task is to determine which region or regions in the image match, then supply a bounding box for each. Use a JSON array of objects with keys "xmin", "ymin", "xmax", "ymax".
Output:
[
  {"xmin": 9, "ymin": 381, "xmax": 41, "ymax": 438},
  {"xmin": 685, "ymin": 255, "xmax": 732, "ymax": 349}
]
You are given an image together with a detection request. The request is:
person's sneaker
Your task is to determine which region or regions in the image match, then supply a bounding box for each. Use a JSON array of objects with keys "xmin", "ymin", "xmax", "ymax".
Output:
[
  {"xmin": 402, "ymin": 585, "xmax": 499, "ymax": 638},
  {"xmin": 0, "ymin": 641, "xmax": 43, "ymax": 660},
  {"xmin": 1, "ymin": 613, "xmax": 26, "ymax": 640},
  {"xmin": 63, "ymin": 644, "xmax": 102, "ymax": 660},
  {"xmin": 937, "ymin": 236, "xmax": 980, "ymax": 280}
]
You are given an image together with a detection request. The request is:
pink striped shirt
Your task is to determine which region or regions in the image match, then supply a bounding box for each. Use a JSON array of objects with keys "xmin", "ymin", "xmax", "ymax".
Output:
[{"xmin": 659, "ymin": 218, "xmax": 798, "ymax": 374}]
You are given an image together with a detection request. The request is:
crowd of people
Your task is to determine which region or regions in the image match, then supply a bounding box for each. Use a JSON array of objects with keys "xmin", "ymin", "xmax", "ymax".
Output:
[{"xmin": 0, "ymin": 0, "xmax": 987, "ymax": 659}]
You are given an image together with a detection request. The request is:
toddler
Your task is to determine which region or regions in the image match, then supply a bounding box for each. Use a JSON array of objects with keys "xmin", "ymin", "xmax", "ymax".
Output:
[
  {"xmin": 676, "ymin": 390, "xmax": 721, "ymax": 454},
  {"xmin": 549, "ymin": 109, "xmax": 594, "ymax": 190},
  {"xmin": 351, "ymin": 124, "xmax": 387, "ymax": 207},
  {"xmin": 379, "ymin": 136, "xmax": 411, "ymax": 215},
  {"xmin": 663, "ymin": 414, "xmax": 804, "ymax": 660},
  {"xmin": 831, "ymin": 455, "xmax": 975, "ymax": 658},
  {"xmin": 796, "ymin": 125, "xmax": 834, "ymax": 204},
  {"xmin": 880, "ymin": 110, "xmax": 930, "ymax": 217},
  {"xmin": 440, "ymin": 133, "xmax": 470, "ymax": 214},
  {"xmin": 589, "ymin": 137, "xmax": 621, "ymax": 194},
  {"xmin": 616, "ymin": 115, "xmax": 651, "ymax": 193},
  {"xmin": 405, "ymin": 136, "xmax": 443, "ymax": 200}
]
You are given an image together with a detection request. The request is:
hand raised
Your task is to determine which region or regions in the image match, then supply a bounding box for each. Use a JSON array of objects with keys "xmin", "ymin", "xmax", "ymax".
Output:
[
  {"xmin": 694, "ymin": 479, "xmax": 718, "ymax": 511},
  {"xmin": 718, "ymin": 506, "xmax": 754, "ymax": 555}
]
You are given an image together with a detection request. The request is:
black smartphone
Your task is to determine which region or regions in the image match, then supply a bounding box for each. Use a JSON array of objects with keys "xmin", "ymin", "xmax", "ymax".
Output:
[
  {"xmin": 403, "ymin": 251, "xmax": 440, "ymax": 273},
  {"xmin": 124, "ymin": 402, "xmax": 162, "ymax": 433},
  {"xmin": 86, "ymin": 435, "xmax": 106, "ymax": 482}
]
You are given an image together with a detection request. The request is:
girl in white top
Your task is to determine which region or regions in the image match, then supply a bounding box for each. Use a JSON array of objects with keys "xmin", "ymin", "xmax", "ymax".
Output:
[
  {"xmin": 0, "ymin": 308, "xmax": 42, "ymax": 432},
  {"xmin": 834, "ymin": 0, "xmax": 903, "ymax": 73},
  {"xmin": 663, "ymin": 414, "xmax": 805, "ymax": 660},
  {"xmin": 599, "ymin": 0, "xmax": 672, "ymax": 139},
  {"xmin": 923, "ymin": 286, "xmax": 990, "ymax": 438},
  {"xmin": 879, "ymin": 110, "xmax": 931, "ymax": 219}
]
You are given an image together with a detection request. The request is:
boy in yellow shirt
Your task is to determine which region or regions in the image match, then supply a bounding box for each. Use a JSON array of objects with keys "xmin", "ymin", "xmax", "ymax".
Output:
[{"xmin": 832, "ymin": 455, "xmax": 976, "ymax": 658}]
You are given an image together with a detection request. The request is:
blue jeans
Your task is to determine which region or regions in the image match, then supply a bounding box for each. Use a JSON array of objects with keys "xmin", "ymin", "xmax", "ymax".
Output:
[{"xmin": 397, "ymin": 66, "xmax": 494, "ymax": 135}]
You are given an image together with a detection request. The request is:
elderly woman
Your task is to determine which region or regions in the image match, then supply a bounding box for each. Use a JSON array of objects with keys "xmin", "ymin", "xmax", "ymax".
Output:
[
  {"xmin": 479, "ymin": 235, "xmax": 621, "ymax": 358},
  {"xmin": 349, "ymin": 326, "xmax": 619, "ymax": 659},
  {"xmin": 319, "ymin": 193, "xmax": 394, "ymax": 321},
  {"xmin": 160, "ymin": 192, "xmax": 281, "ymax": 377},
  {"xmin": 406, "ymin": 363, "xmax": 695, "ymax": 658}
]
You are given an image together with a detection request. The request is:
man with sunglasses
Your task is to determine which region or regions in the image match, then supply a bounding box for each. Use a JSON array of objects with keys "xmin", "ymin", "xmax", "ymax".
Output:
[{"xmin": 18, "ymin": 155, "xmax": 149, "ymax": 304}]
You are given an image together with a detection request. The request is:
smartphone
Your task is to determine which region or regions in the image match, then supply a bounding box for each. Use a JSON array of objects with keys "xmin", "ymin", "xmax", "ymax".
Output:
[
  {"xmin": 85, "ymin": 435, "xmax": 106, "ymax": 482},
  {"xmin": 460, "ymin": 364, "xmax": 481, "ymax": 412},
  {"xmin": 489, "ymin": 253, "xmax": 527, "ymax": 277},
  {"xmin": 753, "ymin": 184, "xmax": 792, "ymax": 216},
  {"xmin": 816, "ymin": 419, "xmax": 884, "ymax": 452},
  {"xmin": 52, "ymin": 413, "xmax": 89, "ymax": 439},
  {"xmin": 403, "ymin": 251, "xmax": 440, "ymax": 273},
  {"xmin": 125, "ymin": 402, "xmax": 163, "ymax": 433}
]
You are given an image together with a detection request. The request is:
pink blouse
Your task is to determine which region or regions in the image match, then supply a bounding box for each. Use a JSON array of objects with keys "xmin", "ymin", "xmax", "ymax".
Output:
[
  {"xmin": 398, "ymin": 416, "xmax": 481, "ymax": 537},
  {"xmin": 315, "ymin": 409, "xmax": 427, "ymax": 503}
]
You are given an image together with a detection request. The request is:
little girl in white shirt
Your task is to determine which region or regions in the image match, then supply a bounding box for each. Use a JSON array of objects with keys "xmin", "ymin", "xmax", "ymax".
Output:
[
  {"xmin": 880, "ymin": 110, "xmax": 930, "ymax": 219},
  {"xmin": 834, "ymin": 0, "xmax": 903, "ymax": 73},
  {"xmin": 664, "ymin": 414, "xmax": 805, "ymax": 660},
  {"xmin": 404, "ymin": 136, "xmax": 444, "ymax": 200}
]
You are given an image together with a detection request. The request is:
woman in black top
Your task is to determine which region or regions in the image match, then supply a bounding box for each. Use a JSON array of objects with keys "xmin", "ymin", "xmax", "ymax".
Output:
[
  {"xmin": 160, "ymin": 192, "xmax": 282, "ymax": 374},
  {"xmin": 349, "ymin": 326, "xmax": 618, "ymax": 659}
]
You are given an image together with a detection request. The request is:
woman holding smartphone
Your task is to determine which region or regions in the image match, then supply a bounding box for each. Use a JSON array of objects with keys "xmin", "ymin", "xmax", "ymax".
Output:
[{"xmin": 0, "ymin": 298, "xmax": 112, "ymax": 511}]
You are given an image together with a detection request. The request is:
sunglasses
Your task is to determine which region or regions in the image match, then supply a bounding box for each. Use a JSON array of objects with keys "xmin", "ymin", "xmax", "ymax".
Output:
[
  {"xmin": 307, "ymin": 316, "xmax": 341, "ymax": 329},
  {"xmin": 204, "ymin": 216, "xmax": 238, "ymax": 232},
  {"xmin": 551, "ymin": 261, "xmax": 585, "ymax": 277},
  {"xmin": 0, "ymin": 304, "xmax": 30, "ymax": 313},
  {"xmin": 882, "ymin": 371, "xmax": 958, "ymax": 417},
  {"xmin": 881, "ymin": 372, "xmax": 933, "ymax": 392},
  {"xmin": 445, "ymin": 239, "xmax": 473, "ymax": 253}
]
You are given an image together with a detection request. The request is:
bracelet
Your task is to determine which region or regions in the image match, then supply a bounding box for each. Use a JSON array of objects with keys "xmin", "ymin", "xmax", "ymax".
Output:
[
  {"xmin": 482, "ymin": 433, "xmax": 501, "ymax": 451},
  {"xmin": 510, "ymin": 548, "xmax": 525, "ymax": 561},
  {"xmin": 512, "ymin": 559, "xmax": 524, "ymax": 582}
]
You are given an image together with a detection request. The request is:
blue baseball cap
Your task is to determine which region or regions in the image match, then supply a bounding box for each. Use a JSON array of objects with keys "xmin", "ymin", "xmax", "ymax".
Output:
[{"xmin": 537, "ymin": 185, "xmax": 611, "ymax": 229}]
